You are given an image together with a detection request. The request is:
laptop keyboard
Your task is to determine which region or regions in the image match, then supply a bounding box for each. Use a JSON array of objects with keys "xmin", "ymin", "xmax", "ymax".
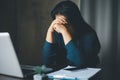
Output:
[
  {"xmin": 22, "ymin": 69, "xmax": 34, "ymax": 74},
  {"xmin": 21, "ymin": 65, "xmax": 37, "ymax": 76},
  {"xmin": 21, "ymin": 65, "xmax": 37, "ymax": 70}
]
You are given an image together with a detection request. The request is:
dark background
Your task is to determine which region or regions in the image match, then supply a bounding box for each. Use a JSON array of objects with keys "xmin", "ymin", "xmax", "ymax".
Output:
[{"xmin": 0, "ymin": 0, "xmax": 59, "ymax": 65}]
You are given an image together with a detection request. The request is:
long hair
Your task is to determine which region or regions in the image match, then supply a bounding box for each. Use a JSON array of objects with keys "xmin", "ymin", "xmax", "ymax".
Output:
[{"xmin": 51, "ymin": 0, "xmax": 87, "ymax": 33}]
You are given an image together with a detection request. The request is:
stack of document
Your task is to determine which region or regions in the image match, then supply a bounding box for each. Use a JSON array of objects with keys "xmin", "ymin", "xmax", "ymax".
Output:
[{"xmin": 34, "ymin": 66, "xmax": 101, "ymax": 80}]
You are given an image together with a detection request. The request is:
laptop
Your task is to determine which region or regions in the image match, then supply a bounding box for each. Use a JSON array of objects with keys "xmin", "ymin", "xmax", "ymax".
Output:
[{"xmin": 0, "ymin": 32, "xmax": 36, "ymax": 78}]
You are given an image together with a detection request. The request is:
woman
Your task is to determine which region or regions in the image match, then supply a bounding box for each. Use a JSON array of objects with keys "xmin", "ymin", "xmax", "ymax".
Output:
[{"xmin": 42, "ymin": 0, "xmax": 101, "ymax": 70}]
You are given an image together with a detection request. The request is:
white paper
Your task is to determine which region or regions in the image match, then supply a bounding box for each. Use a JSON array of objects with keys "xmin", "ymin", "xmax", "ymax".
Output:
[
  {"xmin": 48, "ymin": 66, "xmax": 101, "ymax": 79},
  {"xmin": 34, "ymin": 66, "xmax": 101, "ymax": 80}
]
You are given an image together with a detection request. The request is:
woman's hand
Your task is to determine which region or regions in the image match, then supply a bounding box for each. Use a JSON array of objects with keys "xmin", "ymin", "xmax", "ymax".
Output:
[
  {"xmin": 53, "ymin": 16, "xmax": 68, "ymax": 33},
  {"xmin": 46, "ymin": 19, "xmax": 60, "ymax": 43},
  {"xmin": 46, "ymin": 17, "xmax": 65, "ymax": 43},
  {"xmin": 46, "ymin": 14, "xmax": 72, "ymax": 45},
  {"xmin": 53, "ymin": 23, "xmax": 66, "ymax": 33},
  {"xmin": 53, "ymin": 15, "xmax": 72, "ymax": 45},
  {"xmin": 48, "ymin": 20, "xmax": 56, "ymax": 33}
]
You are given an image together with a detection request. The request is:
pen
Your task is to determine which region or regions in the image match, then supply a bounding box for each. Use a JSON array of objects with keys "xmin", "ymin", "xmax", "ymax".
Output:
[{"xmin": 48, "ymin": 75, "xmax": 78, "ymax": 80}]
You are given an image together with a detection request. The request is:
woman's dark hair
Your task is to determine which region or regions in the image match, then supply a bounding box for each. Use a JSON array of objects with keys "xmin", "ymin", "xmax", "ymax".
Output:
[{"xmin": 51, "ymin": 0, "xmax": 86, "ymax": 32}]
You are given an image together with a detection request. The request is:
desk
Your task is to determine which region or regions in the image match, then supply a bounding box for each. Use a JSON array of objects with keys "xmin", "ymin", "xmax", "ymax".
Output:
[{"xmin": 0, "ymin": 74, "xmax": 33, "ymax": 80}]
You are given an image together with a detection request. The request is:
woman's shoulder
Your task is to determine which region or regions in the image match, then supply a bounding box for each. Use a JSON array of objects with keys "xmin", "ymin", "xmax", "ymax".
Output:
[
  {"xmin": 78, "ymin": 24, "xmax": 97, "ymax": 40},
  {"xmin": 84, "ymin": 23, "xmax": 97, "ymax": 35}
]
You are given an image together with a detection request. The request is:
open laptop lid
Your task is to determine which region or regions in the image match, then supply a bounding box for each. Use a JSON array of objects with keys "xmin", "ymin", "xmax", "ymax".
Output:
[{"xmin": 0, "ymin": 32, "xmax": 24, "ymax": 78}]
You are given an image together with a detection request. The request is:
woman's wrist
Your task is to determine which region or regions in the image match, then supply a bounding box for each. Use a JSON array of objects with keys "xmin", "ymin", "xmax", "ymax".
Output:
[
  {"xmin": 61, "ymin": 28, "xmax": 68, "ymax": 34},
  {"xmin": 48, "ymin": 27, "xmax": 54, "ymax": 33},
  {"xmin": 61, "ymin": 29, "xmax": 72, "ymax": 45},
  {"xmin": 46, "ymin": 30, "xmax": 54, "ymax": 43}
]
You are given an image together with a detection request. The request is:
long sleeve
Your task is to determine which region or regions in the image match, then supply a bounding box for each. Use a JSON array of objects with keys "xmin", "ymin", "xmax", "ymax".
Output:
[
  {"xmin": 42, "ymin": 41, "xmax": 56, "ymax": 67},
  {"xmin": 65, "ymin": 40, "xmax": 84, "ymax": 67},
  {"xmin": 65, "ymin": 32, "xmax": 100, "ymax": 67},
  {"xmin": 42, "ymin": 39, "xmax": 67, "ymax": 69},
  {"xmin": 42, "ymin": 31, "xmax": 101, "ymax": 68}
]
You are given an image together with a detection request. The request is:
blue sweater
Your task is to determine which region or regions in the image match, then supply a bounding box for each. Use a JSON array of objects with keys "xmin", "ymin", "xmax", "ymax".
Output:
[{"xmin": 42, "ymin": 28, "xmax": 100, "ymax": 70}]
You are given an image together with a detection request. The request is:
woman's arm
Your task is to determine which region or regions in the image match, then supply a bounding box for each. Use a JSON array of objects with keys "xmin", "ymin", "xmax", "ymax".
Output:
[
  {"xmin": 53, "ymin": 17, "xmax": 84, "ymax": 67},
  {"xmin": 42, "ymin": 41, "xmax": 56, "ymax": 67},
  {"xmin": 42, "ymin": 20, "xmax": 56, "ymax": 67},
  {"xmin": 65, "ymin": 40, "xmax": 84, "ymax": 67},
  {"xmin": 46, "ymin": 20, "xmax": 55, "ymax": 43},
  {"xmin": 43, "ymin": 19, "xmax": 67, "ymax": 68},
  {"xmin": 53, "ymin": 23, "xmax": 84, "ymax": 67},
  {"xmin": 54, "ymin": 23, "xmax": 72, "ymax": 45}
]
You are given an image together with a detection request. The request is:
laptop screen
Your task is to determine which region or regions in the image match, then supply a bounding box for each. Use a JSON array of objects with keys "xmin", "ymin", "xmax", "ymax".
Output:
[{"xmin": 0, "ymin": 32, "xmax": 24, "ymax": 78}]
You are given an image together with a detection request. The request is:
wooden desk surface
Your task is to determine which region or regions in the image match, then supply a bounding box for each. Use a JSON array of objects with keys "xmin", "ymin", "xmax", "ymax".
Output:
[{"xmin": 0, "ymin": 74, "xmax": 33, "ymax": 80}]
